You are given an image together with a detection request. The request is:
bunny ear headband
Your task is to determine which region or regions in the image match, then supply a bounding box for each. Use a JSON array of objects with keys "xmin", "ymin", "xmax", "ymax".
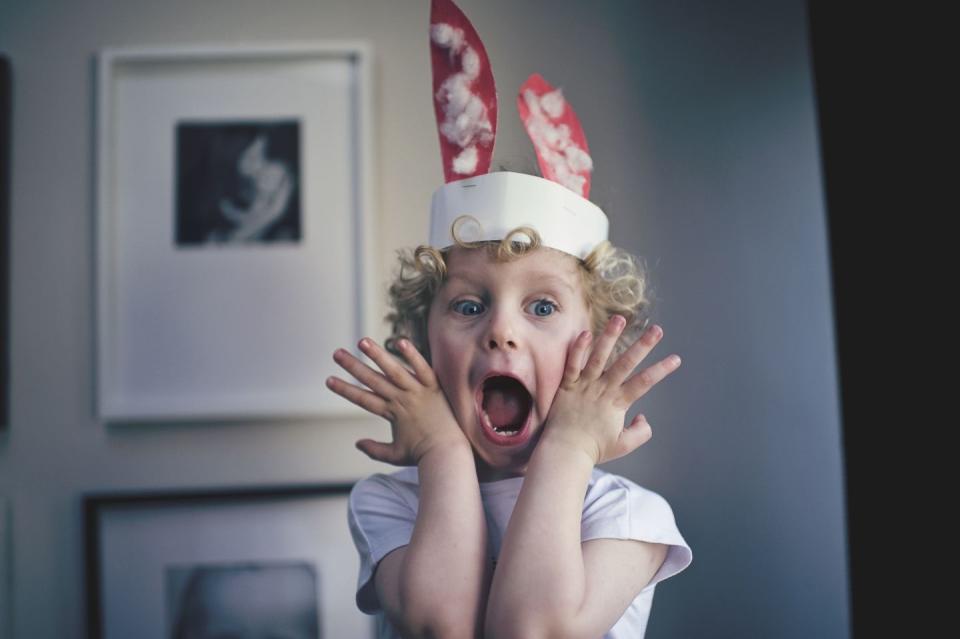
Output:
[{"xmin": 428, "ymin": 0, "xmax": 609, "ymax": 261}]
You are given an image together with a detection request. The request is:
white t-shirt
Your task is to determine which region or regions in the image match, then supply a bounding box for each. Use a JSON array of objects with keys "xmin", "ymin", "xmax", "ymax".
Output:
[{"xmin": 347, "ymin": 465, "xmax": 693, "ymax": 638}]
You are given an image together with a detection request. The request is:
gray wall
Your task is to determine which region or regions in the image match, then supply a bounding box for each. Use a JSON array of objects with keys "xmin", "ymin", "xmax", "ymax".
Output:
[{"xmin": 0, "ymin": 0, "xmax": 849, "ymax": 637}]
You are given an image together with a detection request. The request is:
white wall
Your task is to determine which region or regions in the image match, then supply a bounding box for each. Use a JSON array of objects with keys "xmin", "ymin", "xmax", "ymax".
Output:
[{"xmin": 0, "ymin": 0, "xmax": 849, "ymax": 637}]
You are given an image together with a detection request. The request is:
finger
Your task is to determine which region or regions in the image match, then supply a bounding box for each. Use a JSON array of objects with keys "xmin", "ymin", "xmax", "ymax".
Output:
[
  {"xmin": 561, "ymin": 330, "xmax": 593, "ymax": 389},
  {"xmin": 581, "ymin": 315, "xmax": 627, "ymax": 382},
  {"xmin": 333, "ymin": 348, "xmax": 397, "ymax": 398},
  {"xmin": 355, "ymin": 438, "xmax": 403, "ymax": 465},
  {"xmin": 621, "ymin": 413, "xmax": 654, "ymax": 448},
  {"xmin": 621, "ymin": 354, "xmax": 682, "ymax": 402},
  {"xmin": 359, "ymin": 338, "xmax": 418, "ymax": 391},
  {"xmin": 606, "ymin": 324, "xmax": 663, "ymax": 387},
  {"xmin": 396, "ymin": 338, "xmax": 438, "ymax": 387},
  {"xmin": 602, "ymin": 413, "xmax": 653, "ymax": 464},
  {"xmin": 578, "ymin": 332, "xmax": 593, "ymax": 371},
  {"xmin": 326, "ymin": 375, "xmax": 393, "ymax": 420}
]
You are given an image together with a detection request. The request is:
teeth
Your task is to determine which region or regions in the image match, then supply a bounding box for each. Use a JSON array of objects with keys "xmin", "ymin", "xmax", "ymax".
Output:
[
  {"xmin": 494, "ymin": 426, "xmax": 521, "ymax": 435},
  {"xmin": 481, "ymin": 410, "xmax": 524, "ymax": 437}
]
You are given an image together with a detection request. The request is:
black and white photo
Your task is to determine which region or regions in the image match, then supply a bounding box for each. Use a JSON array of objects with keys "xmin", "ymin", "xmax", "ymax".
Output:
[
  {"xmin": 167, "ymin": 561, "xmax": 319, "ymax": 639},
  {"xmin": 176, "ymin": 120, "xmax": 301, "ymax": 246}
]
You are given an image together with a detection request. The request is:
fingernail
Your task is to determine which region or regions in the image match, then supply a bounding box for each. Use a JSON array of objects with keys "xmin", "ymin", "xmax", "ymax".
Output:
[
  {"xmin": 359, "ymin": 338, "xmax": 370, "ymax": 348},
  {"xmin": 670, "ymin": 355, "xmax": 681, "ymax": 366},
  {"xmin": 650, "ymin": 324, "xmax": 662, "ymax": 338}
]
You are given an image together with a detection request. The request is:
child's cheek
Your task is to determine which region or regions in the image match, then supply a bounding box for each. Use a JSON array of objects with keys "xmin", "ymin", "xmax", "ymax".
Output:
[
  {"xmin": 539, "ymin": 348, "xmax": 572, "ymax": 419},
  {"xmin": 428, "ymin": 336, "xmax": 456, "ymax": 388},
  {"xmin": 427, "ymin": 330, "xmax": 473, "ymax": 427},
  {"xmin": 543, "ymin": 327, "xmax": 588, "ymax": 411}
]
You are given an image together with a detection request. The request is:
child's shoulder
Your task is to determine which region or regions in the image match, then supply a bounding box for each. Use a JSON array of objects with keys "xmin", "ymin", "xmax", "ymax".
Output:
[
  {"xmin": 349, "ymin": 467, "xmax": 420, "ymax": 506},
  {"xmin": 586, "ymin": 468, "xmax": 677, "ymax": 517},
  {"xmin": 588, "ymin": 467, "xmax": 651, "ymax": 495}
]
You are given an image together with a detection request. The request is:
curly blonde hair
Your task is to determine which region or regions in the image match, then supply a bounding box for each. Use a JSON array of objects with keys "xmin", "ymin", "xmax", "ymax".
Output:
[{"xmin": 385, "ymin": 220, "xmax": 654, "ymax": 364}]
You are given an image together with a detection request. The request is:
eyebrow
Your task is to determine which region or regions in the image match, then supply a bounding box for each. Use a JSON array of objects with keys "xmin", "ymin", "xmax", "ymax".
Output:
[{"xmin": 444, "ymin": 271, "xmax": 578, "ymax": 295}]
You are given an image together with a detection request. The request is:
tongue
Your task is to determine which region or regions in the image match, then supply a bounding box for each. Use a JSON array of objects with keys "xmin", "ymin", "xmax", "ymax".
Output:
[{"xmin": 484, "ymin": 387, "xmax": 525, "ymax": 428}]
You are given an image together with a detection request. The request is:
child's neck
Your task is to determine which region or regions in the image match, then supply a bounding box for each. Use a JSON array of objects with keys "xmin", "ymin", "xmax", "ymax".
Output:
[{"xmin": 475, "ymin": 456, "xmax": 527, "ymax": 483}]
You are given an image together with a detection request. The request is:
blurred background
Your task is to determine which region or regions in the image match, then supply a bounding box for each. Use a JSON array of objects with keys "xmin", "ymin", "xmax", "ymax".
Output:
[{"xmin": 0, "ymin": 0, "xmax": 849, "ymax": 637}]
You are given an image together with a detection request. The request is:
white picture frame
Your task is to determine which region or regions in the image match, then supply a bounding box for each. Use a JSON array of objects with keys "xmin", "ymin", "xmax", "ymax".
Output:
[
  {"xmin": 84, "ymin": 484, "xmax": 372, "ymax": 639},
  {"xmin": 95, "ymin": 43, "xmax": 376, "ymax": 422}
]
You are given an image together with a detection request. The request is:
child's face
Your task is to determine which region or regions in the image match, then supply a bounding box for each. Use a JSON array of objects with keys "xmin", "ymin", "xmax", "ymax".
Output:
[{"xmin": 427, "ymin": 245, "xmax": 592, "ymax": 481}]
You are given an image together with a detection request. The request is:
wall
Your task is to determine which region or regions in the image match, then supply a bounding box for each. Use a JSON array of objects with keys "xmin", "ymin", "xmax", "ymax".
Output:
[{"xmin": 0, "ymin": 0, "xmax": 849, "ymax": 637}]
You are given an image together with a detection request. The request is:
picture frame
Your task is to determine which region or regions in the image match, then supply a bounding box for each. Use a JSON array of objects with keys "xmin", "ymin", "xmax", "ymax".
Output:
[
  {"xmin": 0, "ymin": 496, "xmax": 10, "ymax": 639},
  {"xmin": 94, "ymin": 44, "xmax": 376, "ymax": 422},
  {"xmin": 83, "ymin": 483, "xmax": 372, "ymax": 639}
]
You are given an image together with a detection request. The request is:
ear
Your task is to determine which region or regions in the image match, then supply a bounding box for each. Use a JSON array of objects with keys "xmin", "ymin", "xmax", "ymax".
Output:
[
  {"xmin": 517, "ymin": 73, "xmax": 594, "ymax": 199},
  {"xmin": 429, "ymin": 0, "xmax": 499, "ymax": 182}
]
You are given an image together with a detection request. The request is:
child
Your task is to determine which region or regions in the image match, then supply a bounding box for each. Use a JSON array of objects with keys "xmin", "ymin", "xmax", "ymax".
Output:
[{"xmin": 329, "ymin": 2, "xmax": 692, "ymax": 637}]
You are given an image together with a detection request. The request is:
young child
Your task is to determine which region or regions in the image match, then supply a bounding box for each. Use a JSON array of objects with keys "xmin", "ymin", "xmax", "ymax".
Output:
[{"xmin": 329, "ymin": 2, "xmax": 692, "ymax": 637}]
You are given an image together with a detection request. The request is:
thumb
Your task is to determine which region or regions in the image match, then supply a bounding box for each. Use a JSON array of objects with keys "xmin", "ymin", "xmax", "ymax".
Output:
[
  {"xmin": 355, "ymin": 439, "xmax": 399, "ymax": 464},
  {"xmin": 621, "ymin": 414, "xmax": 653, "ymax": 450}
]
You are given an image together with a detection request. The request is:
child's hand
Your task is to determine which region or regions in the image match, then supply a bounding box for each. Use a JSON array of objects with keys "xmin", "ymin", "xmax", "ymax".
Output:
[
  {"xmin": 541, "ymin": 316, "xmax": 682, "ymax": 466},
  {"xmin": 326, "ymin": 337, "xmax": 470, "ymax": 466}
]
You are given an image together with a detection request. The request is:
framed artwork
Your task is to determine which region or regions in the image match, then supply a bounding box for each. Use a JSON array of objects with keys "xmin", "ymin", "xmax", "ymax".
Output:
[
  {"xmin": 94, "ymin": 44, "xmax": 376, "ymax": 422},
  {"xmin": 0, "ymin": 497, "xmax": 10, "ymax": 639},
  {"xmin": 83, "ymin": 483, "xmax": 372, "ymax": 639},
  {"xmin": 1, "ymin": 55, "xmax": 10, "ymax": 430}
]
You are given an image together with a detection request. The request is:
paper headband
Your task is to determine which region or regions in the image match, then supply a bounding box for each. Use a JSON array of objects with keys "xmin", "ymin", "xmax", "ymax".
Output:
[{"xmin": 428, "ymin": 0, "xmax": 609, "ymax": 260}]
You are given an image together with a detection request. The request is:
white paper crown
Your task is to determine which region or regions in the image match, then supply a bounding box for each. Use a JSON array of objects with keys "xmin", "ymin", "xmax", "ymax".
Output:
[
  {"xmin": 429, "ymin": 172, "xmax": 608, "ymax": 260},
  {"xmin": 428, "ymin": 0, "xmax": 609, "ymax": 260}
]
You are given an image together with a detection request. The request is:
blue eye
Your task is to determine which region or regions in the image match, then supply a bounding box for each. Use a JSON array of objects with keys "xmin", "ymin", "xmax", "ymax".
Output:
[
  {"xmin": 453, "ymin": 300, "xmax": 485, "ymax": 316},
  {"xmin": 529, "ymin": 299, "xmax": 557, "ymax": 317}
]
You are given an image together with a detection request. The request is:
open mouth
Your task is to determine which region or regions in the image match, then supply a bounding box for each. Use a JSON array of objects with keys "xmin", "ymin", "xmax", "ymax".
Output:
[{"xmin": 478, "ymin": 375, "xmax": 533, "ymax": 439}]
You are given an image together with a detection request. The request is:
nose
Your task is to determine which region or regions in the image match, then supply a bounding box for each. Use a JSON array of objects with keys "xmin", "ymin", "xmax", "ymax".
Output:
[{"xmin": 484, "ymin": 306, "xmax": 518, "ymax": 351}]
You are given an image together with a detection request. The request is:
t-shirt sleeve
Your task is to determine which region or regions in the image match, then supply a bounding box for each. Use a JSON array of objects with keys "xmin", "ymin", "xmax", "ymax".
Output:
[
  {"xmin": 580, "ymin": 479, "xmax": 693, "ymax": 592},
  {"xmin": 347, "ymin": 473, "xmax": 418, "ymax": 614}
]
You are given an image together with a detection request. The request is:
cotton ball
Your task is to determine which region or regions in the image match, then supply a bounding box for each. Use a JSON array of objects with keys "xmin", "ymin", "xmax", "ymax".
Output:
[
  {"xmin": 565, "ymin": 146, "xmax": 593, "ymax": 172},
  {"xmin": 523, "ymin": 90, "xmax": 543, "ymax": 118},
  {"xmin": 542, "ymin": 123, "xmax": 561, "ymax": 148},
  {"xmin": 461, "ymin": 47, "xmax": 480, "ymax": 79},
  {"xmin": 453, "ymin": 146, "xmax": 479, "ymax": 174},
  {"xmin": 464, "ymin": 94, "xmax": 484, "ymax": 120},
  {"xmin": 455, "ymin": 112, "xmax": 473, "ymax": 136},
  {"xmin": 447, "ymin": 77, "xmax": 472, "ymax": 112},
  {"xmin": 431, "ymin": 23, "xmax": 465, "ymax": 52},
  {"xmin": 540, "ymin": 89, "xmax": 566, "ymax": 119}
]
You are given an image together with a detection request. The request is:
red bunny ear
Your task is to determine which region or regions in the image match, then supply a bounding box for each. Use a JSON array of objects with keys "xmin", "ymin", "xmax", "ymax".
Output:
[
  {"xmin": 429, "ymin": 0, "xmax": 498, "ymax": 182},
  {"xmin": 517, "ymin": 73, "xmax": 593, "ymax": 199}
]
